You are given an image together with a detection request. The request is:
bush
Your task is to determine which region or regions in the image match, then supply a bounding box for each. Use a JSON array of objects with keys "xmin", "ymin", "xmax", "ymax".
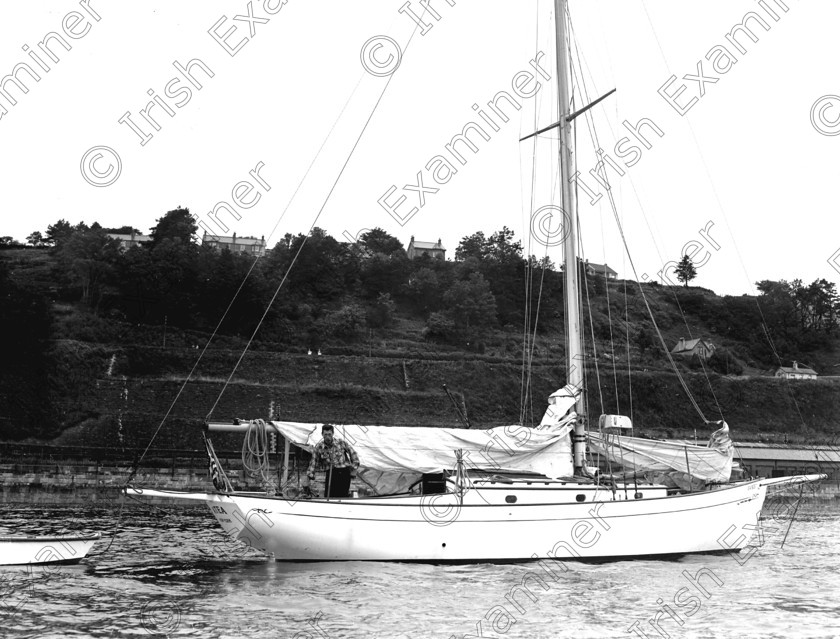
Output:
[
  {"xmin": 423, "ymin": 312, "xmax": 456, "ymax": 341},
  {"xmin": 367, "ymin": 293, "xmax": 396, "ymax": 329},
  {"xmin": 321, "ymin": 304, "xmax": 365, "ymax": 338},
  {"xmin": 707, "ymin": 348, "xmax": 744, "ymax": 376}
]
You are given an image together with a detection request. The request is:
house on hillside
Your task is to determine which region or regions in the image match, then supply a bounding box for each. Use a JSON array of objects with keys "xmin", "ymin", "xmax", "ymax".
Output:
[
  {"xmin": 584, "ymin": 259, "xmax": 617, "ymax": 280},
  {"xmin": 202, "ymin": 231, "xmax": 267, "ymax": 257},
  {"xmin": 108, "ymin": 230, "xmax": 151, "ymax": 250},
  {"xmin": 671, "ymin": 338, "xmax": 716, "ymax": 361},
  {"xmin": 774, "ymin": 361, "xmax": 818, "ymax": 380},
  {"xmin": 560, "ymin": 258, "xmax": 619, "ymax": 279},
  {"xmin": 407, "ymin": 236, "xmax": 445, "ymax": 260}
]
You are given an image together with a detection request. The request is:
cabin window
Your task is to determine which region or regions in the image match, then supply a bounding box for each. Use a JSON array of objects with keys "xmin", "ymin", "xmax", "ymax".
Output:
[
  {"xmin": 634, "ymin": 492, "xmax": 643, "ymax": 499},
  {"xmin": 576, "ymin": 494, "xmax": 586, "ymax": 502},
  {"xmin": 505, "ymin": 495, "xmax": 517, "ymax": 504}
]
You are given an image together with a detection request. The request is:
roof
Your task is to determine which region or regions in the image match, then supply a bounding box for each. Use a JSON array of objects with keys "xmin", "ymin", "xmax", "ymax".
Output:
[
  {"xmin": 776, "ymin": 366, "xmax": 818, "ymax": 376},
  {"xmin": 668, "ymin": 440, "xmax": 840, "ymax": 463},
  {"xmin": 205, "ymin": 235, "xmax": 265, "ymax": 246},
  {"xmin": 108, "ymin": 233, "xmax": 151, "ymax": 242},
  {"xmin": 585, "ymin": 261, "xmax": 617, "ymax": 275},
  {"xmin": 671, "ymin": 338, "xmax": 714, "ymax": 354},
  {"xmin": 732, "ymin": 443, "xmax": 840, "ymax": 463},
  {"xmin": 411, "ymin": 240, "xmax": 444, "ymax": 250}
]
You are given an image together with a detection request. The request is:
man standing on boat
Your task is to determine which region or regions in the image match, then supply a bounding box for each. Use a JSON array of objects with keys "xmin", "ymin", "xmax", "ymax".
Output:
[{"xmin": 306, "ymin": 424, "xmax": 360, "ymax": 498}]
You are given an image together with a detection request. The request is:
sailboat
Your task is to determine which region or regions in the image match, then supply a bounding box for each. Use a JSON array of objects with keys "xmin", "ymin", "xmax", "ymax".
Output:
[{"xmin": 128, "ymin": 0, "xmax": 823, "ymax": 562}]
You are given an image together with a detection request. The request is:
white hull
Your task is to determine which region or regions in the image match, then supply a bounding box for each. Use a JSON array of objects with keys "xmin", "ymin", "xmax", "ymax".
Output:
[
  {"xmin": 130, "ymin": 476, "xmax": 818, "ymax": 562},
  {"xmin": 0, "ymin": 533, "xmax": 101, "ymax": 566}
]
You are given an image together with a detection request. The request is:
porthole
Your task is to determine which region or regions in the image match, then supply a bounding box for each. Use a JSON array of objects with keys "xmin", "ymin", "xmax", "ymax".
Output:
[
  {"xmin": 634, "ymin": 492, "xmax": 643, "ymax": 499},
  {"xmin": 576, "ymin": 494, "xmax": 586, "ymax": 502},
  {"xmin": 505, "ymin": 495, "xmax": 517, "ymax": 504}
]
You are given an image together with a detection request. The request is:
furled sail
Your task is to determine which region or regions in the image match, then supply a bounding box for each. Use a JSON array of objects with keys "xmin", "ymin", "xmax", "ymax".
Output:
[
  {"xmin": 588, "ymin": 421, "xmax": 733, "ymax": 484},
  {"xmin": 272, "ymin": 421, "xmax": 573, "ymax": 479},
  {"xmin": 271, "ymin": 386, "xmax": 578, "ymax": 494},
  {"xmin": 538, "ymin": 384, "xmax": 579, "ymax": 429}
]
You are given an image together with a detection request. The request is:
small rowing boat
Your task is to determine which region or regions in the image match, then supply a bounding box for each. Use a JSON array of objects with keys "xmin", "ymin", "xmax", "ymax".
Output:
[{"xmin": 0, "ymin": 533, "xmax": 101, "ymax": 566}]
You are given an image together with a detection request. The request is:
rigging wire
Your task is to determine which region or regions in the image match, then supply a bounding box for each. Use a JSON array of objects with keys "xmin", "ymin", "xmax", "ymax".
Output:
[
  {"xmin": 566, "ymin": 11, "xmax": 710, "ymax": 425},
  {"xmin": 639, "ymin": 2, "xmax": 826, "ymax": 449},
  {"xmin": 519, "ymin": 0, "xmax": 544, "ymax": 428},
  {"xmin": 567, "ymin": 14, "xmax": 620, "ymax": 415},
  {"xmin": 578, "ymin": 221, "xmax": 605, "ymax": 416},
  {"xmin": 125, "ymin": 49, "xmax": 376, "ymax": 484},
  {"xmin": 203, "ymin": 25, "xmax": 426, "ymax": 422},
  {"xmin": 522, "ymin": 2, "xmax": 561, "ymax": 429},
  {"xmin": 124, "ymin": 9, "xmax": 434, "ymax": 496}
]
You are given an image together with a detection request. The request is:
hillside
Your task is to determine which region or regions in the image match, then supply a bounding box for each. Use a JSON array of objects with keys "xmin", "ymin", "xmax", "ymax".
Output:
[{"xmin": 1, "ymin": 237, "xmax": 839, "ymax": 451}]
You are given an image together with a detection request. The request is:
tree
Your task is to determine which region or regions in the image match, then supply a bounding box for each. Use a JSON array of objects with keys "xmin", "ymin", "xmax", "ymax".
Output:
[
  {"xmin": 367, "ymin": 292, "xmax": 397, "ymax": 328},
  {"xmin": 528, "ymin": 255, "xmax": 555, "ymax": 271},
  {"xmin": 424, "ymin": 311, "xmax": 456, "ymax": 341},
  {"xmin": 485, "ymin": 227, "xmax": 522, "ymax": 263},
  {"xmin": 54, "ymin": 223, "xmax": 120, "ymax": 309},
  {"xmin": 321, "ymin": 304, "xmax": 365, "ymax": 338},
  {"xmin": 279, "ymin": 228, "xmax": 359, "ymax": 302},
  {"xmin": 707, "ymin": 348, "xmax": 744, "ymax": 376},
  {"xmin": 454, "ymin": 227, "xmax": 523, "ymax": 264},
  {"xmin": 45, "ymin": 219, "xmax": 73, "ymax": 248},
  {"xmin": 0, "ymin": 237, "xmax": 15, "ymax": 247},
  {"xmin": 674, "ymin": 255, "xmax": 697, "ymax": 287},
  {"xmin": 636, "ymin": 327, "xmax": 656, "ymax": 357},
  {"xmin": 149, "ymin": 207, "xmax": 197, "ymax": 246},
  {"xmin": 360, "ymin": 228, "xmax": 404, "ymax": 257},
  {"xmin": 26, "ymin": 232, "xmax": 44, "ymax": 247},
  {"xmin": 443, "ymin": 272, "xmax": 497, "ymax": 332},
  {"xmin": 455, "ymin": 232, "xmax": 487, "ymax": 261},
  {"xmin": 406, "ymin": 267, "xmax": 441, "ymax": 313},
  {"xmin": 103, "ymin": 226, "xmax": 140, "ymax": 235}
]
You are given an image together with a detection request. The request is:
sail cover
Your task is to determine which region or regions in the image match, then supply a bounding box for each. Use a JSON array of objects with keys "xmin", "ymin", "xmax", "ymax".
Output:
[
  {"xmin": 588, "ymin": 421, "xmax": 733, "ymax": 483},
  {"xmin": 270, "ymin": 420, "xmax": 574, "ymax": 483},
  {"xmin": 270, "ymin": 386, "xmax": 578, "ymax": 494}
]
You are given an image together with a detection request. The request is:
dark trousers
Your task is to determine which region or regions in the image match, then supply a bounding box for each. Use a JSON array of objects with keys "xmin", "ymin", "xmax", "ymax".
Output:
[{"xmin": 324, "ymin": 467, "xmax": 352, "ymax": 498}]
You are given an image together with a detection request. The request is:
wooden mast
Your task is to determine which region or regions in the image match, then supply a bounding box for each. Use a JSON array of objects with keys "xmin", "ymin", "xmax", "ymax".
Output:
[{"xmin": 554, "ymin": 0, "xmax": 586, "ymax": 472}]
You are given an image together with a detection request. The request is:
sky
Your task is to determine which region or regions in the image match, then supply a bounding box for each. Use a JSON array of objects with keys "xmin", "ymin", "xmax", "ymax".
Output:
[{"xmin": 0, "ymin": 0, "xmax": 838, "ymax": 297}]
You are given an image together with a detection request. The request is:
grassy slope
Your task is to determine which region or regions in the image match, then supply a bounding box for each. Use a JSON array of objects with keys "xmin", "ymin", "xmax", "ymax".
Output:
[{"xmin": 2, "ymin": 247, "xmax": 838, "ymax": 449}]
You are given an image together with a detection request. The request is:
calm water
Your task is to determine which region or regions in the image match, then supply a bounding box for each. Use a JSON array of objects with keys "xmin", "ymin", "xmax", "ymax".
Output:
[{"xmin": 0, "ymin": 499, "xmax": 838, "ymax": 639}]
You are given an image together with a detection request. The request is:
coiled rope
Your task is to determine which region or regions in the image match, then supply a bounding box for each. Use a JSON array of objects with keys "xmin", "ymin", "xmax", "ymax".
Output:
[{"xmin": 242, "ymin": 419, "xmax": 276, "ymax": 493}]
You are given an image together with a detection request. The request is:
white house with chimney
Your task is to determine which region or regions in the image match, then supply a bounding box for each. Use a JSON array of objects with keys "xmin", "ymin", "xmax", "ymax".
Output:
[
  {"xmin": 774, "ymin": 361, "xmax": 818, "ymax": 380},
  {"xmin": 202, "ymin": 231, "xmax": 267, "ymax": 256},
  {"xmin": 407, "ymin": 236, "xmax": 446, "ymax": 260}
]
